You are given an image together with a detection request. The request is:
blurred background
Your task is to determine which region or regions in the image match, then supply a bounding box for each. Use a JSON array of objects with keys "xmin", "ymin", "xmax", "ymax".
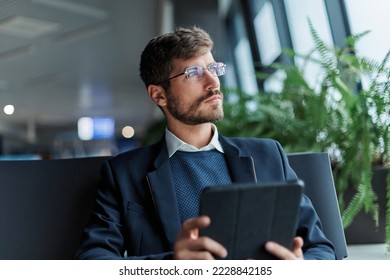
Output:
[{"xmin": 0, "ymin": 0, "xmax": 388, "ymax": 159}]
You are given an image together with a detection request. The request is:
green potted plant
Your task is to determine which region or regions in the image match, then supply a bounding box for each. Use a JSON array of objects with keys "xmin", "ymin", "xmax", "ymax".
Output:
[{"xmin": 219, "ymin": 20, "xmax": 390, "ymax": 249}]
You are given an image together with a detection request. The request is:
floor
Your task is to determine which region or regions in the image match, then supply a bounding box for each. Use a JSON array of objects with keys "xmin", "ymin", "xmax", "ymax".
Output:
[{"xmin": 346, "ymin": 243, "xmax": 390, "ymax": 260}]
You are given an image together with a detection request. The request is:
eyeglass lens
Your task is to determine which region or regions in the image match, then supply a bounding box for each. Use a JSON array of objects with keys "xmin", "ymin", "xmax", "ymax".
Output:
[{"xmin": 186, "ymin": 63, "xmax": 225, "ymax": 80}]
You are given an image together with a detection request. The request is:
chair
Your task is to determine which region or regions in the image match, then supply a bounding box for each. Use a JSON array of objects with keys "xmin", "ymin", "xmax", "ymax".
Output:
[
  {"xmin": 287, "ymin": 152, "xmax": 348, "ymax": 260},
  {"xmin": 0, "ymin": 153, "xmax": 347, "ymax": 260},
  {"xmin": 0, "ymin": 156, "xmax": 110, "ymax": 260}
]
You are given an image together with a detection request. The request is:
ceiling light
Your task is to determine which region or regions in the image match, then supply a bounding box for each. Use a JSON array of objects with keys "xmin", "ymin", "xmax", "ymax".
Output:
[
  {"xmin": 77, "ymin": 117, "xmax": 93, "ymax": 141},
  {"xmin": 0, "ymin": 46, "xmax": 31, "ymax": 61},
  {"xmin": 0, "ymin": 15, "xmax": 59, "ymax": 39},
  {"xmin": 4, "ymin": 104, "xmax": 15, "ymax": 115},
  {"xmin": 122, "ymin": 126, "xmax": 135, "ymax": 138},
  {"xmin": 32, "ymin": 0, "xmax": 107, "ymax": 19}
]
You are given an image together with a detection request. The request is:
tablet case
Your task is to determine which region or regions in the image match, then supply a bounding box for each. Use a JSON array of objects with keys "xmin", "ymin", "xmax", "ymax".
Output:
[{"xmin": 199, "ymin": 180, "xmax": 304, "ymax": 260}]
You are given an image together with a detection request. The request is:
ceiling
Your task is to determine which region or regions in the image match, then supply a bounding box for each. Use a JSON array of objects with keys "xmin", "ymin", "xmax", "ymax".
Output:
[{"xmin": 0, "ymin": 0, "xmax": 166, "ymax": 141}]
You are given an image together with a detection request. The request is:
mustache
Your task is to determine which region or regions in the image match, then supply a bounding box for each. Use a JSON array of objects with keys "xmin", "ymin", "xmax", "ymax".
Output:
[{"xmin": 198, "ymin": 89, "xmax": 223, "ymax": 103}]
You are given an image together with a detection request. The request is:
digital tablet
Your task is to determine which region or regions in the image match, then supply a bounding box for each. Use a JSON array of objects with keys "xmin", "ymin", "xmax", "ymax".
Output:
[{"xmin": 199, "ymin": 180, "xmax": 304, "ymax": 260}]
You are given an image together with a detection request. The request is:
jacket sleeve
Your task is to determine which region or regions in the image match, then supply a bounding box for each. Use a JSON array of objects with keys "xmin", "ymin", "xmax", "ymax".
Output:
[
  {"xmin": 276, "ymin": 141, "xmax": 336, "ymax": 260},
  {"xmin": 73, "ymin": 161, "xmax": 173, "ymax": 260}
]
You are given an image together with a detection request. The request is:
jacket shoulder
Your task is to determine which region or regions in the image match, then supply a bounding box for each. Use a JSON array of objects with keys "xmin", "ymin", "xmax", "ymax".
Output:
[
  {"xmin": 107, "ymin": 140, "xmax": 163, "ymax": 169},
  {"xmin": 224, "ymin": 136, "xmax": 282, "ymax": 152}
]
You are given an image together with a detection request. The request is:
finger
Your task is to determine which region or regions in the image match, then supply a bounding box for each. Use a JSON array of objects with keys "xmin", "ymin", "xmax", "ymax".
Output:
[
  {"xmin": 178, "ymin": 216, "xmax": 211, "ymax": 240},
  {"xmin": 175, "ymin": 247, "xmax": 215, "ymax": 260},
  {"xmin": 292, "ymin": 237, "xmax": 304, "ymax": 259},
  {"xmin": 190, "ymin": 236, "xmax": 228, "ymax": 258},
  {"xmin": 190, "ymin": 228, "xmax": 199, "ymax": 239},
  {"xmin": 264, "ymin": 241, "xmax": 297, "ymax": 260},
  {"xmin": 175, "ymin": 236, "xmax": 228, "ymax": 259}
]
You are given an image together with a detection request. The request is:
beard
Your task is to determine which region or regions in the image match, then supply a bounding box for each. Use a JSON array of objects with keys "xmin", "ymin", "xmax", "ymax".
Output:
[{"xmin": 165, "ymin": 89, "xmax": 224, "ymax": 125}]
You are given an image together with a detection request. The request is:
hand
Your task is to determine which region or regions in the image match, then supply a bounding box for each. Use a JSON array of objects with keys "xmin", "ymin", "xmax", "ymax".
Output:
[
  {"xmin": 173, "ymin": 216, "xmax": 228, "ymax": 260},
  {"xmin": 264, "ymin": 237, "xmax": 304, "ymax": 260}
]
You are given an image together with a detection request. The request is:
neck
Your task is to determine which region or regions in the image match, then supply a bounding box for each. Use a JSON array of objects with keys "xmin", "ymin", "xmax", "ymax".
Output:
[{"xmin": 167, "ymin": 122, "xmax": 214, "ymax": 149}]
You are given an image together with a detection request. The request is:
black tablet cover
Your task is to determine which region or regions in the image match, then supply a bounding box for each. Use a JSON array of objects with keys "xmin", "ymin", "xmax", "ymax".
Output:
[{"xmin": 199, "ymin": 180, "xmax": 304, "ymax": 260}]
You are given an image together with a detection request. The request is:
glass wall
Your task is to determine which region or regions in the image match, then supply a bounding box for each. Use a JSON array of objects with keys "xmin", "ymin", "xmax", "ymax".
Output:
[
  {"xmin": 222, "ymin": 0, "xmax": 389, "ymax": 95},
  {"xmin": 253, "ymin": 1, "xmax": 281, "ymax": 67},
  {"xmin": 284, "ymin": 0, "xmax": 333, "ymax": 89},
  {"xmin": 345, "ymin": 0, "xmax": 390, "ymax": 65},
  {"xmin": 226, "ymin": 2, "xmax": 259, "ymax": 95}
]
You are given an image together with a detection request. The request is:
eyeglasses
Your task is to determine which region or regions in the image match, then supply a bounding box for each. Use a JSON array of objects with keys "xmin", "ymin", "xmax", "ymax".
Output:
[{"xmin": 159, "ymin": 62, "xmax": 226, "ymax": 84}]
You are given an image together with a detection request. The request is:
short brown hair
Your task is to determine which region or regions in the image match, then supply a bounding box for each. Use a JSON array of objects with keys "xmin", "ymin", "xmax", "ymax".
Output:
[{"xmin": 139, "ymin": 26, "xmax": 214, "ymax": 89}]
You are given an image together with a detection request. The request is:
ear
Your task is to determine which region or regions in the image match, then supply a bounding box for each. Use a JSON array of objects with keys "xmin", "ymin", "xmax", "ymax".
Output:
[{"xmin": 147, "ymin": 84, "xmax": 167, "ymax": 107}]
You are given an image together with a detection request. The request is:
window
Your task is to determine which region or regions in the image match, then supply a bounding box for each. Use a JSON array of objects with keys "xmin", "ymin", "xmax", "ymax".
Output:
[
  {"xmin": 234, "ymin": 38, "xmax": 258, "ymax": 95},
  {"xmin": 284, "ymin": 0, "xmax": 333, "ymax": 88},
  {"xmin": 345, "ymin": 0, "xmax": 390, "ymax": 66},
  {"xmin": 253, "ymin": 1, "xmax": 281, "ymax": 66},
  {"xmin": 226, "ymin": 3, "xmax": 259, "ymax": 95}
]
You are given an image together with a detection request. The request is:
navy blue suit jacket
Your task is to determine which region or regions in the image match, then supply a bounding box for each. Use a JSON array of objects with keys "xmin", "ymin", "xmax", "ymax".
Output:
[{"xmin": 74, "ymin": 136, "xmax": 335, "ymax": 259}]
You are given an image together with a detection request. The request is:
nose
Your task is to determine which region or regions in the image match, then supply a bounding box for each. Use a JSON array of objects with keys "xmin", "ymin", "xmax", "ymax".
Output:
[{"xmin": 203, "ymin": 69, "xmax": 220, "ymax": 90}]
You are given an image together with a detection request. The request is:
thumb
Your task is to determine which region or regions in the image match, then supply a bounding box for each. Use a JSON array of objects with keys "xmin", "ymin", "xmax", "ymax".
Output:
[{"xmin": 292, "ymin": 237, "xmax": 304, "ymax": 259}]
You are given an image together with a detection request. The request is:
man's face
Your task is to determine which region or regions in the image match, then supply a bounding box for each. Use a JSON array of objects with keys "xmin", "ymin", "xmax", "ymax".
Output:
[{"xmin": 164, "ymin": 51, "xmax": 224, "ymax": 125}]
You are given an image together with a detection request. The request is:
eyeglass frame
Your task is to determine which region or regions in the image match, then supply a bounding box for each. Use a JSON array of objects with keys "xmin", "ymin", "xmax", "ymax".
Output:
[{"xmin": 157, "ymin": 62, "xmax": 226, "ymax": 85}]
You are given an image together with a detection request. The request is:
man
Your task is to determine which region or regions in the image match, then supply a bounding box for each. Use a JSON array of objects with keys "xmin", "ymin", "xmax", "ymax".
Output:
[{"xmin": 74, "ymin": 27, "xmax": 335, "ymax": 260}]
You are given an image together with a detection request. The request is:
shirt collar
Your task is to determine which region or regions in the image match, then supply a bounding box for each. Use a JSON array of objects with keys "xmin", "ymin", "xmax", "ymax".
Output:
[{"xmin": 165, "ymin": 124, "xmax": 224, "ymax": 157}]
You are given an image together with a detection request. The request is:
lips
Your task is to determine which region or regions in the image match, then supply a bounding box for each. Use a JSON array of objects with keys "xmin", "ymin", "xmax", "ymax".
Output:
[{"xmin": 205, "ymin": 95, "xmax": 222, "ymax": 103}]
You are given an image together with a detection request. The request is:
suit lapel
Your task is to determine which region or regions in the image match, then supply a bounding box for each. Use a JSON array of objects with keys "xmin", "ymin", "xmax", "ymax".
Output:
[
  {"xmin": 220, "ymin": 136, "xmax": 258, "ymax": 183},
  {"xmin": 146, "ymin": 142, "xmax": 181, "ymax": 249}
]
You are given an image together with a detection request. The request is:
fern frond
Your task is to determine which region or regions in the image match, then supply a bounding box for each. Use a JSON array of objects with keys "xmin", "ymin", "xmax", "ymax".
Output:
[
  {"xmin": 342, "ymin": 191, "xmax": 365, "ymax": 228},
  {"xmin": 307, "ymin": 18, "xmax": 337, "ymax": 72},
  {"xmin": 342, "ymin": 182, "xmax": 378, "ymax": 229},
  {"xmin": 344, "ymin": 30, "xmax": 371, "ymax": 49}
]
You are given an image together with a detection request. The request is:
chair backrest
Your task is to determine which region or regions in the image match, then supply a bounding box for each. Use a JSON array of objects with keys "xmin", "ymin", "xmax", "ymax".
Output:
[
  {"xmin": 0, "ymin": 156, "xmax": 110, "ymax": 260},
  {"xmin": 287, "ymin": 152, "xmax": 348, "ymax": 260}
]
